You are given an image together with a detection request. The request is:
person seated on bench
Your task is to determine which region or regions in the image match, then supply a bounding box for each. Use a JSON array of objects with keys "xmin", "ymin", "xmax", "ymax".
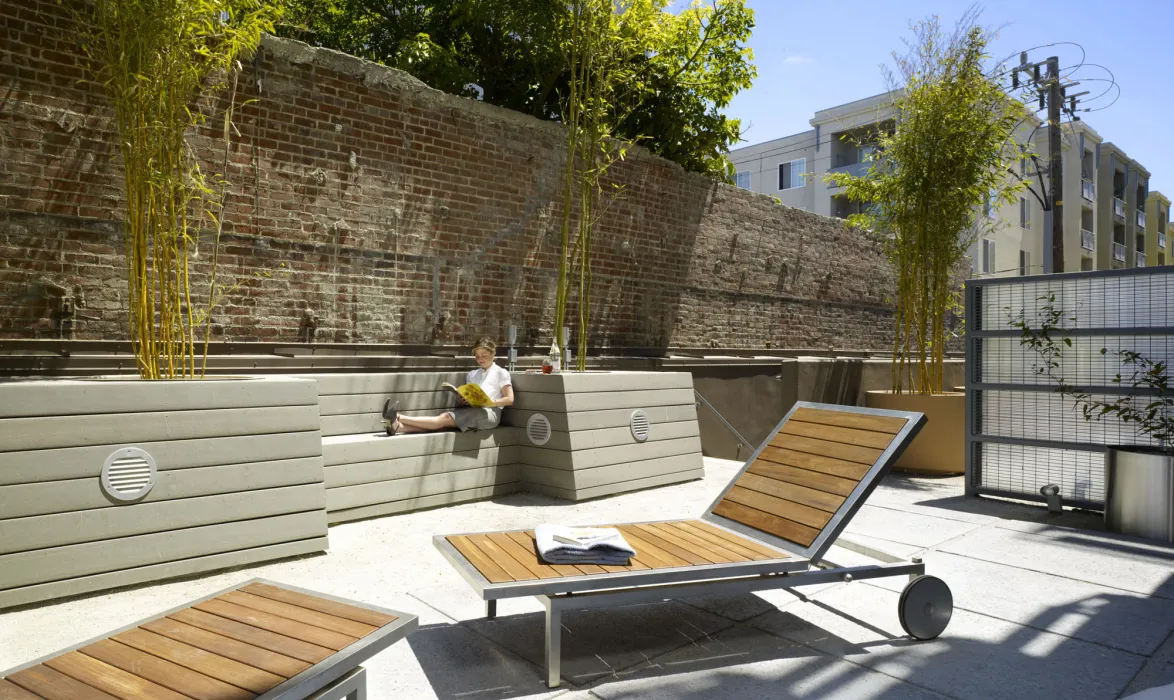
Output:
[{"xmin": 384, "ymin": 336, "xmax": 514, "ymax": 435}]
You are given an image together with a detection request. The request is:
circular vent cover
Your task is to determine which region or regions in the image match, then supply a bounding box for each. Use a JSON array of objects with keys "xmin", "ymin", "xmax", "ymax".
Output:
[
  {"xmin": 526, "ymin": 413, "xmax": 552, "ymax": 446},
  {"xmin": 630, "ymin": 410, "xmax": 650, "ymax": 442},
  {"xmin": 101, "ymin": 447, "xmax": 157, "ymax": 502}
]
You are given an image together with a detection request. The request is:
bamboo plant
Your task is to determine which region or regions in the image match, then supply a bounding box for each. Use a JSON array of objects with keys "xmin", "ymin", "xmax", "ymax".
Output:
[
  {"xmin": 552, "ymin": 0, "xmax": 633, "ymax": 371},
  {"xmin": 77, "ymin": 0, "xmax": 278, "ymax": 379},
  {"xmin": 826, "ymin": 11, "xmax": 1026, "ymax": 394}
]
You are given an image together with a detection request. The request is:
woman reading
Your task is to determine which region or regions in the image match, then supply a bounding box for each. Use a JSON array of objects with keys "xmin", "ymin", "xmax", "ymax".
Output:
[{"xmin": 382, "ymin": 337, "xmax": 514, "ymax": 435}]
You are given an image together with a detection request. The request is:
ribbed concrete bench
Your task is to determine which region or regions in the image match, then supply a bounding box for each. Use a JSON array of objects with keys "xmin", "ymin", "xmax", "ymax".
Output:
[
  {"xmin": 302, "ymin": 372, "xmax": 520, "ymax": 524},
  {"xmin": 0, "ymin": 579, "xmax": 417, "ymax": 700},
  {"xmin": 301, "ymin": 371, "xmax": 705, "ymax": 523}
]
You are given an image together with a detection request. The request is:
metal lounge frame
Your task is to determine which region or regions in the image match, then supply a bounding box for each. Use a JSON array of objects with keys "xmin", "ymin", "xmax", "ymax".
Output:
[
  {"xmin": 434, "ymin": 402, "xmax": 940, "ymax": 688},
  {"xmin": 0, "ymin": 578, "xmax": 420, "ymax": 700}
]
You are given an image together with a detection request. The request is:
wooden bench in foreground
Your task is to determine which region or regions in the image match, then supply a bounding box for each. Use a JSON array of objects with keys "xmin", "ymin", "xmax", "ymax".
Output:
[
  {"xmin": 0, "ymin": 579, "xmax": 417, "ymax": 700},
  {"xmin": 435, "ymin": 401, "xmax": 955, "ymax": 688}
]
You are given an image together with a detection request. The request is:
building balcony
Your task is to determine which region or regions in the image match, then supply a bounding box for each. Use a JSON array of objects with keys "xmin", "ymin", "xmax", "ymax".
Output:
[
  {"xmin": 1160, "ymin": 232, "xmax": 1167, "ymax": 249},
  {"xmin": 1114, "ymin": 198, "xmax": 1126, "ymax": 219},
  {"xmin": 1137, "ymin": 210, "xmax": 1146, "ymax": 229},
  {"xmin": 826, "ymin": 161, "xmax": 871, "ymax": 188},
  {"xmin": 1113, "ymin": 242, "xmax": 1126, "ymax": 262},
  {"xmin": 1081, "ymin": 179, "xmax": 1095, "ymax": 202},
  {"xmin": 1136, "ymin": 251, "xmax": 1146, "ymax": 268},
  {"xmin": 1081, "ymin": 229, "xmax": 1095, "ymax": 251}
]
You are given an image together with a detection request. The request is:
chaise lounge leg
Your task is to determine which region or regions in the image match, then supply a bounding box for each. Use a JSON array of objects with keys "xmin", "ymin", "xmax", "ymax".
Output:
[
  {"xmin": 304, "ymin": 666, "xmax": 366, "ymax": 700},
  {"xmin": 486, "ymin": 600, "xmax": 497, "ymax": 620},
  {"xmin": 541, "ymin": 596, "xmax": 562, "ymax": 688}
]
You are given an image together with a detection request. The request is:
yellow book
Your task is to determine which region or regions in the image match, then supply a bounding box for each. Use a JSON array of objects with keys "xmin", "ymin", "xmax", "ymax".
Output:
[{"xmin": 441, "ymin": 382, "xmax": 495, "ymax": 408}]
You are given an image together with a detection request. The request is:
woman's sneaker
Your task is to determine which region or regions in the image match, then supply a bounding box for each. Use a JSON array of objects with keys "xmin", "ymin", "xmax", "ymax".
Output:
[{"xmin": 382, "ymin": 399, "xmax": 399, "ymax": 436}]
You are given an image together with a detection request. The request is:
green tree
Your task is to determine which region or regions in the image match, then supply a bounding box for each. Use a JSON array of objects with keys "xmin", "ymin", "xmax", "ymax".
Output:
[
  {"xmin": 279, "ymin": 0, "xmax": 755, "ymax": 178},
  {"xmin": 826, "ymin": 10, "xmax": 1026, "ymax": 395}
]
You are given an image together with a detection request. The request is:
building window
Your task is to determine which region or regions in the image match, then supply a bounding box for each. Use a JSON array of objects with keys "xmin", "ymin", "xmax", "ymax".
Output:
[
  {"xmin": 734, "ymin": 170, "xmax": 751, "ymax": 190},
  {"xmin": 1020, "ymin": 197, "xmax": 1031, "ymax": 230},
  {"xmin": 1019, "ymin": 250, "xmax": 1029, "ymax": 276},
  {"xmin": 984, "ymin": 190, "xmax": 997, "ymax": 219},
  {"xmin": 981, "ymin": 239, "xmax": 996, "ymax": 274},
  {"xmin": 778, "ymin": 159, "xmax": 805, "ymax": 190}
]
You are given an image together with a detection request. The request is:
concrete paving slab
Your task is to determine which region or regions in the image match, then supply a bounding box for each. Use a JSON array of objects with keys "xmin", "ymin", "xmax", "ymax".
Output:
[
  {"xmin": 841, "ymin": 503, "xmax": 984, "ymax": 549},
  {"xmin": 938, "ymin": 524, "xmax": 1174, "ymax": 600},
  {"xmin": 866, "ymin": 476, "xmax": 1055, "ymax": 525},
  {"xmin": 402, "ymin": 622, "xmax": 565, "ymax": 699},
  {"xmin": 862, "ymin": 551, "xmax": 1174, "ymax": 655},
  {"xmin": 465, "ymin": 602, "xmax": 735, "ymax": 687},
  {"xmin": 586, "ymin": 624, "xmax": 947, "ymax": 700},
  {"xmin": 749, "ymin": 581, "xmax": 1146, "ymax": 700}
]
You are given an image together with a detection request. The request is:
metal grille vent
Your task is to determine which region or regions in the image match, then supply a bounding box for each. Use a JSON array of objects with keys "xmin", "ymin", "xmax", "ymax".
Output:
[
  {"xmin": 526, "ymin": 414, "xmax": 552, "ymax": 446},
  {"xmin": 630, "ymin": 409, "xmax": 650, "ymax": 442},
  {"xmin": 101, "ymin": 447, "xmax": 157, "ymax": 502}
]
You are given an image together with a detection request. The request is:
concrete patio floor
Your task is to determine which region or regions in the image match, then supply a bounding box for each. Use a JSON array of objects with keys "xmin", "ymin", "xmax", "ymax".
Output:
[{"xmin": 3, "ymin": 457, "xmax": 1173, "ymax": 699}]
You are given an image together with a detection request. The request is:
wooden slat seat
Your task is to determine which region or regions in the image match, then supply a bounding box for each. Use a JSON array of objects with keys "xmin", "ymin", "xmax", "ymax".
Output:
[
  {"xmin": 447, "ymin": 519, "xmax": 790, "ymax": 584},
  {"xmin": 0, "ymin": 580, "xmax": 417, "ymax": 700}
]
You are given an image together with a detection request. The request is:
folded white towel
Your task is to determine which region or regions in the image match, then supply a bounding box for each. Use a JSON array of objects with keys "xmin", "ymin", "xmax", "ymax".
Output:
[{"xmin": 535, "ymin": 525, "xmax": 636, "ymax": 565}]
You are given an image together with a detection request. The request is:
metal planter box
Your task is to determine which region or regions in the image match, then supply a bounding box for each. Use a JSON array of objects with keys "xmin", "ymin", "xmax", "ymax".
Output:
[{"xmin": 1106, "ymin": 446, "xmax": 1174, "ymax": 543}]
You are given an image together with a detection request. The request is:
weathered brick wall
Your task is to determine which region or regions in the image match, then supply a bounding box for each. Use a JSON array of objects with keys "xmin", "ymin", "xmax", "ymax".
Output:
[{"xmin": 0, "ymin": 1, "xmax": 896, "ymax": 350}]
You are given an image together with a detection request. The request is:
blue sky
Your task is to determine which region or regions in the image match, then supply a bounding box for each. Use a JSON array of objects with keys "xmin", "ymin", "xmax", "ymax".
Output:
[{"xmin": 724, "ymin": 0, "xmax": 1174, "ymax": 195}]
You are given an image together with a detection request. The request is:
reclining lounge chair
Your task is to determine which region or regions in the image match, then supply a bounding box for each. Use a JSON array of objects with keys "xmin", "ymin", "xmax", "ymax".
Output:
[{"xmin": 433, "ymin": 401, "xmax": 953, "ymax": 688}]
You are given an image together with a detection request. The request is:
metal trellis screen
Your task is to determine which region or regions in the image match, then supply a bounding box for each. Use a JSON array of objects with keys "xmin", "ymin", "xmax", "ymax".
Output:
[{"xmin": 965, "ymin": 267, "xmax": 1174, "ymax": 510}]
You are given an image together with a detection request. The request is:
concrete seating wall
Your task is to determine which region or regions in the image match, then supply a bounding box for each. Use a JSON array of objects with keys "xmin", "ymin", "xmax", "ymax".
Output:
[
  {"xmin": 509, "ymin": 372, "xmax": 704, "ymax": 501},
  {"xmin": 0, "ymin": 377, "xmax": 328, "ymax": 609},
  {"xmin": 301, "ymin": 370, "xmax": 705, "ymax": 524},
  {"xmin": 305, "ymin": 372, "xmax": 522, "ymax": 524}
]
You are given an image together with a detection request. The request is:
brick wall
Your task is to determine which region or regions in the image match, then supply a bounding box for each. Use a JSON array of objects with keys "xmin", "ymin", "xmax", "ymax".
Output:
[{"xmin": 0, "ymin": 0, "xmax": 896, "ymax": 351}]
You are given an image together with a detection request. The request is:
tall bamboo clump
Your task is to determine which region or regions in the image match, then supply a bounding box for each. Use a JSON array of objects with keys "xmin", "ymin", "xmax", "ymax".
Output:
[
  {"xmin": 552, "ymin": 0, "xmax": 633, "ymax": 371},
  {"xmin": 79, "ymin": 0, "xmax": 278, "ymax": 379},
  {"xmin": 826, "ymin": 11, "xmax": 1025, "ymax": 394}
]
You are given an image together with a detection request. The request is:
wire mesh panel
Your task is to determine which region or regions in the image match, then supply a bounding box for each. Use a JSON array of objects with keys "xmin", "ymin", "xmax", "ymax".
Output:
[{"xmin": 965, "ymin": 267, "xmax": 1174, "ymax": 510}]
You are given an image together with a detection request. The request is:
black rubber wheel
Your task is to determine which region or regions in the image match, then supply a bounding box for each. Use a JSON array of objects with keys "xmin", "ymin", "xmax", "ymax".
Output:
[{"xmin": 898, "ymin": 575, "xmax": 953, "ymax": 640}]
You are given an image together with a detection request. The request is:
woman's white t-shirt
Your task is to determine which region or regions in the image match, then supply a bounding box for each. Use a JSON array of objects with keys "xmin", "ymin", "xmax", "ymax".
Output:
[{"xmin": 467, "ymin": 363, "xmax": 512, "ymax": 402}]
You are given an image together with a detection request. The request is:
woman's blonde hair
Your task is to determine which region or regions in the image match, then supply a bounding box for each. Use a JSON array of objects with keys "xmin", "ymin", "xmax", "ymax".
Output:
[{"xmin": 473, "ymin": 337, "xmax": 496, "ymax": 355}]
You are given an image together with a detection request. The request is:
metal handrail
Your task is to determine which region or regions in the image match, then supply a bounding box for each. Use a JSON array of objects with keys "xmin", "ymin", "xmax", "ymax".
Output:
[{"xmin": 694, "ymin": 389, "xmax": 755, "ymax": 453}]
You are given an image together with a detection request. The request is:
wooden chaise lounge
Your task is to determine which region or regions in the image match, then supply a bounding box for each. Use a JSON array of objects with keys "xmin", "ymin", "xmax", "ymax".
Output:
[
  {"xmin": 0, "ymin": 579, "xmax": 417, "ymax": 700},
  {"xmin": 434, "ymin": 401, "xmax": 954, "ymax": 688}
]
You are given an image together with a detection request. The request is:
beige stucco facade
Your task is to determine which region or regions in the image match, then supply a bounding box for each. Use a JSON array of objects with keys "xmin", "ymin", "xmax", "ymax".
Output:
[{"xmin": 729, "ymin": 93, "xmax": 1162, "ymax": 278}]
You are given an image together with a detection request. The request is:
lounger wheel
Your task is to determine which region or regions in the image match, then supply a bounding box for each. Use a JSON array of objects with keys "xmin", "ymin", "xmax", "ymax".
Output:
[{"xmin": 898, "ymin": 575, "xmax": 952, "ymax": 640}]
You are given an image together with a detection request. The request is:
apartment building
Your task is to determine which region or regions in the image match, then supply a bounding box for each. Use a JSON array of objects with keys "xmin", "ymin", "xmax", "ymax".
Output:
[
  {"xmin": 729, "ymin": 93, "xmax": 1163, "ymax": 276},
  {"xmin": 1145, "ymin": 191, "xmax": 1169, "ymax": 267},
  {"xmin": 1095, "ymin": 143, "xmax": 1152, "ymax": 270}
]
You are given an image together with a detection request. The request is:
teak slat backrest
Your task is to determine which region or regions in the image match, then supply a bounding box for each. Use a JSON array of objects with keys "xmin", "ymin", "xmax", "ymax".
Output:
[{"xmin": 705, "ymin": 402, "xmax": 926, "ymax": 562}]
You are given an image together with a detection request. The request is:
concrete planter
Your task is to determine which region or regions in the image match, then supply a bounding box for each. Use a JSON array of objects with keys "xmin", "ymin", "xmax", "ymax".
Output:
[
  {"xmin": 0, "ymin": 376, "xmax": 328, "ymax": 609},
  {"xmin": 508, "ymin": 370, "xmax": 705, "ymax": 501},
  {"xmin": 864, "ymin": 390, "xmax": 965, "ymax": 474},
  {"xmin": 1106, "ymin": 447, "xmax": 1174, "ymax": 542}
]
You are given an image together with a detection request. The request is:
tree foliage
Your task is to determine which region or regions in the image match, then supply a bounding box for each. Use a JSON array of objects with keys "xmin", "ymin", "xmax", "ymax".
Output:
[
  {"xmin": 826, "ymin": 10, "xmax": 1026, "ymax": 394},
  {"xmin": 77, "ymin": 0, "xmax": 279, "ymax": 378},
  {"xmin": 278, "ymin": 0, "xmax": 756, "ymax": 178}
]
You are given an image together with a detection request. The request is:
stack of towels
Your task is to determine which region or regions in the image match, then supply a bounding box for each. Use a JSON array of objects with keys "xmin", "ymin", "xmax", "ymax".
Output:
[{"xmin": 535, "ymin": 525, "xmax": 637, "ymax": 566}]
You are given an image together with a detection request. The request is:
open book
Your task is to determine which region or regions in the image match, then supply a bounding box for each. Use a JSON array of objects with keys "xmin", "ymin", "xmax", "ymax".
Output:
[{"xmin": 441, "ymin": 382, "xmax": 495, "ymax": 408}]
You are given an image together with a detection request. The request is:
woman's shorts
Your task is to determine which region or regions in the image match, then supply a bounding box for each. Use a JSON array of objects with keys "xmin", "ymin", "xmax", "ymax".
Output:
[{"xmin": 446, "ymin": 406, "xmax": 502, "ymax": 432}]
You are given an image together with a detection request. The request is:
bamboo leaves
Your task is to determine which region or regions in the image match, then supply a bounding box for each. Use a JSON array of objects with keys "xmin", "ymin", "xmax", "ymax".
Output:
[
  {"xmin": 78, "ymin": 0, "xmax": 279, "ymax": 379},
  {"xmin": 826, "ymin": 11, "xmax": 1026, "ymax": 395}
]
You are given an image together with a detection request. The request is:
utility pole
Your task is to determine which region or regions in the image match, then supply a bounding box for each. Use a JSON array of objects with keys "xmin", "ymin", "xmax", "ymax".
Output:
[
  {"xmin": 1046, "ymin": 56, "xmax": 1064, "ymax": 273},
  {"xmin": 1014, "ymin": 53, "xmax": 1075, "ymax": 274}
]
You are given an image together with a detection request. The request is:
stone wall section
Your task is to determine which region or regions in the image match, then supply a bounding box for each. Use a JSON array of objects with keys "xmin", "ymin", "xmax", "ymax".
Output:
[{"xmin": 0, "ymin": 0, "xmax": 896, "ymax": 350}]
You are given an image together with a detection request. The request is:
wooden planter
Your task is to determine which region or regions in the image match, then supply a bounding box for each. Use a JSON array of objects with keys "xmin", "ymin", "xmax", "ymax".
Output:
[
  {"xmin": 0, "ymin": 376, "xmax": 328, "ymax": 609},
  {"xmin": 864, "ymin": 390, "xmax": 965, "ymax": 474}
]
